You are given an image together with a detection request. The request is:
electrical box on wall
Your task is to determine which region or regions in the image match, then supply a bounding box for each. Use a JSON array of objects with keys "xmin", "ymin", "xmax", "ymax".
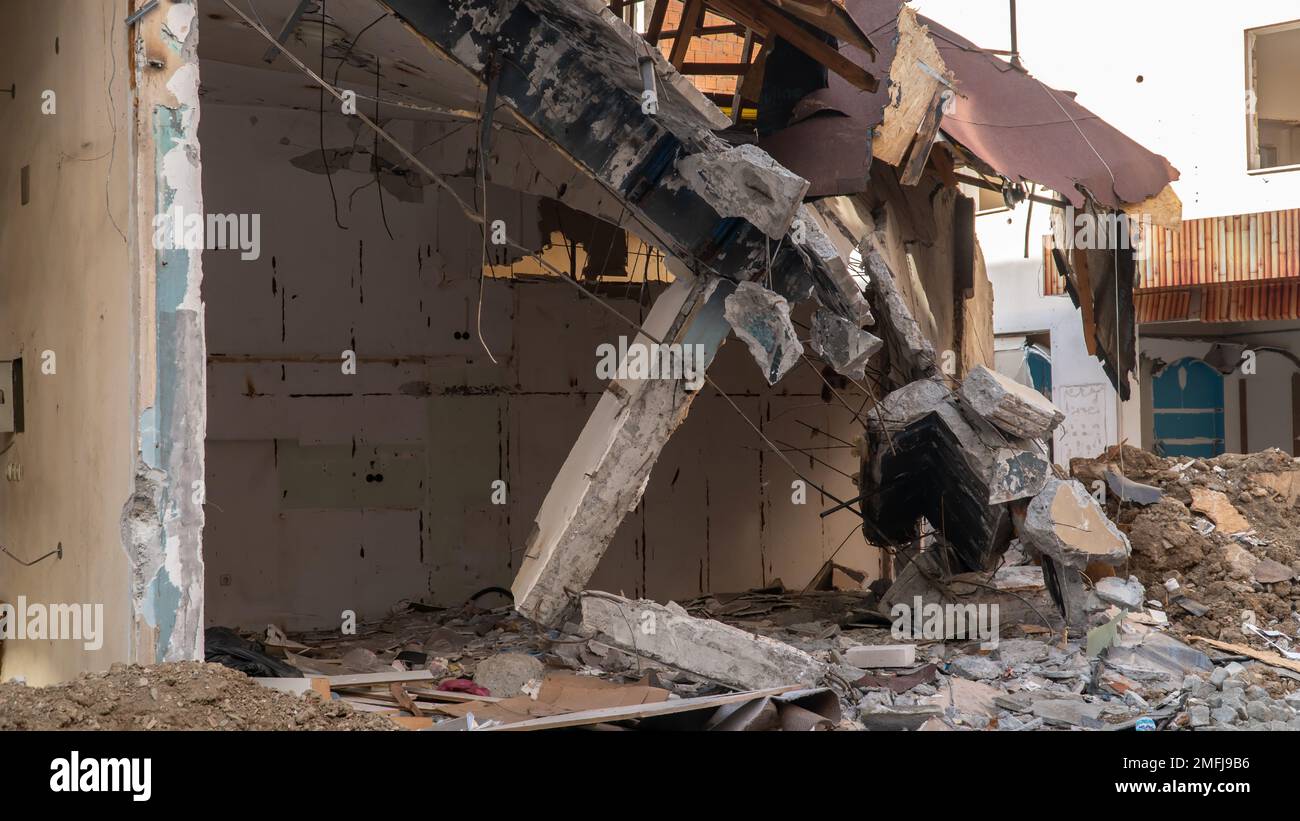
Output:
[{"xmin": 0, "ymin": 359, "xmax": 24, "ymax": 433}]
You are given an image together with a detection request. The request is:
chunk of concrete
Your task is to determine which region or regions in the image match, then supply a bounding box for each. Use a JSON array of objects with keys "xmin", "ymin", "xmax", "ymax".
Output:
[
  {"xmin": 861, "ymin": 243, "xmax": 938, "ymax": 379},
  {"xmin": 1020, "ymin": 479, "xmax": 1131, "ymax": 570},
  {"xmin": 579, "ymin": 591, "xmax": 827, "ymax": 691},
  {"xmin": 675, "ymin": 143, "xmax": 809, "ymax": 240},
  {"xmin": 473, "ymin": 652, "xmax": 545, "ymax": 698},
  {"xmin": 864, "ymin": 379, "xmax": 1050, "ymax": 571},
  {"xmin": 859, "ymin": 703, "xmax": 942, "ymax": 731},
  {"xmin": 844, "ymin": 644, "xmax": 916, "ymax": 668},
  {"xmin": 723, "ymin": 281, "xmax": 804, "ymax": 384},
  {"xmin": 959, "ymin": 365, "xmax": 1065, "ymax": 440},
  {"xmin": 810, "ymin": 309, "xmax": 883, "ymax": 381},
  {"xmin": 1095, "ymin": 575, "xmax": 1145, "ymax": 610}
]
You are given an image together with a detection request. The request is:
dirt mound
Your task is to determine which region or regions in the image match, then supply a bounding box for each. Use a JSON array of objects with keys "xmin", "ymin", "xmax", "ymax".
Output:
[
  {"xmin": 0, "ymin": 662, "xmax": 397, "ymax": 730},
  {"xmin": 1073, "ymin": 446, "xmax": 1300, "ymax": 644}
]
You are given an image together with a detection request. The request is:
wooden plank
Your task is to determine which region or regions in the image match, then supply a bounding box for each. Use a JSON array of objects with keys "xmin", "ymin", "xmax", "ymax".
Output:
[
  {"xmin": 324, "ymin": 670, "xmax": 436, "ymax": 688},
  {"xmin": 1071, "ymin": 247, "xmax": 1099, "ymax": 356},
  {"xmin": 389, "ymin": 715, "xmax": 436, "ymax": 730},
  {"xmin": 482, "ymin": 685, "xmax": 800, "ymax": 731},
  {"xmin": 668, "ymin": 0, "xmax": 705, "ymax": 69},
  {"xmin": 309, "ymin": 677, "xmax": 332, "ymax": 701},
  {"xmin": 1189, "ymin": 636, "xmax": 1300, "ymax": 675},
  {"xmin": 390, "ymin": 683, "xmax": 424, "ymax": 717},
  {"xmin": 898, "ymin": 88, "xmax": 951, "ymax": 186},
  {"xmin": 730, "ymin": 28, "xmax": 756, "ymax": 125}
]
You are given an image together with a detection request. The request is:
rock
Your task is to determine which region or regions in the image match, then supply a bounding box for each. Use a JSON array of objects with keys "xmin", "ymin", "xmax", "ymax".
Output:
[
  {"xmin": 1253, "ymin": 558, "xmax": 1295, "ymax": 584},
  {"xmin": 1189, "ymin": 705, "xmax": 1211, "ymax": 727},
  {"xmin": 1222, "ymin": 542, "xmax": 1260, "ymax": 581},
  {"xmin": 1095, "ymin": 575, "xmax": 1145, "ymax": 610},
  {"xmin": 948, "ymin": 654, "xmax": 1003, "ymax": 681},
  {"xmin": 1210, "ymin": 667, "xmax": 1229, "ymax": 688},
  {"xmin": 809, "ymin": 309, "xmax": 882, "ymax": 381},
  {"xmin": 1224, "ymin": 661, "xmax": 1247, "ymax": 678},
  {"xmin": 958, "ymin": 364, "xmax": 1065, "ymax": 440},
  {"xmin": 1246, "ymin": 700, "xmax": 1271, "ymax": 722},
  {"xmin": 1210, "ymin": 706, "xmax": 1239, "ymax": 725},
  {"xmin": 723, "ymin": 281, "xmax": 803, "ymax": 385},
  {"xmin": 472, "ymin": 653, "xmax": 544, "ymax": 698}
]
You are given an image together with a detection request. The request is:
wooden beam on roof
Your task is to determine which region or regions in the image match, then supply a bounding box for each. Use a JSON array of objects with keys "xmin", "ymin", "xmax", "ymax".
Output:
[
  {"xmin": 669, "ymin": 0, "xmax": 706, "ymax": 69},
  {"xmin": 646, "ymin": 0, "xmax": 670, "ymax": 42},
  {"xmin": 708, "ymin": 0, "xmax": 878, "ymax": 93}
]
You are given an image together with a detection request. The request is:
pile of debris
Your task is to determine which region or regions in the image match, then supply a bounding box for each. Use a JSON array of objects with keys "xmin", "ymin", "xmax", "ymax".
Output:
[
  {"xmin": 0, "ymin": 662, "xmax": 394, "ymax": 731},
  {"xmin": 1073, "ymin": 445, "xmax": 1300, "ymax": 645}
]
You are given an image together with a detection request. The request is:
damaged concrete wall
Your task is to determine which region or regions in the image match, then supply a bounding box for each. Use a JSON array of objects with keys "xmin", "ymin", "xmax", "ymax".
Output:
[
  {"xmin": 199, "ymin": 100, "xmax": 876, "ymax": 631},
  {"xmin": 867, "ymin": 171, "xmax": 994, "ymax": 381},
  {"xmin": 0, "ymin": 0, "xmax": 136, "ymax": 684},
  {"xmin": 129, "ymin": 0, "xmax": 206, "ymax": 666}
]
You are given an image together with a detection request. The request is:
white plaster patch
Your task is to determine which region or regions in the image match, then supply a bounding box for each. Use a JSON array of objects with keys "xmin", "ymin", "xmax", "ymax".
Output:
[{"xmin": 164, "ymin": 2, "xmax": 196, "ymax": 43}]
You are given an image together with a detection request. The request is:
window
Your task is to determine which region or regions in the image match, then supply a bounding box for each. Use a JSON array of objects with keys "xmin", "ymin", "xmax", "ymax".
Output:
[{"xmin": 1246, "ymin": 20, "xmax": 1300, "ymax": 172}]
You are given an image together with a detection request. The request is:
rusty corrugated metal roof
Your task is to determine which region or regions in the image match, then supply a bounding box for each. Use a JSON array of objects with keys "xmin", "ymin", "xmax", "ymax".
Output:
[{"xmin": 762, "ymin": 0, "xmax": 1179, "ymax": 208}]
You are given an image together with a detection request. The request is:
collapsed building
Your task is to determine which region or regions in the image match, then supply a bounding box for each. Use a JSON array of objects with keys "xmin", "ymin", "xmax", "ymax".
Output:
[{"xmin": 19, "ymin": 0, "xmax": 1287, "ymax": 733}]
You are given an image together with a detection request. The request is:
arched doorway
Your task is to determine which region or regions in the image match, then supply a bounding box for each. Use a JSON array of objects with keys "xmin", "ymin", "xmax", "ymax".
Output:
[{"xmin": 1151, "ymin": 357, "xmax": 1225, "ymax": 458}]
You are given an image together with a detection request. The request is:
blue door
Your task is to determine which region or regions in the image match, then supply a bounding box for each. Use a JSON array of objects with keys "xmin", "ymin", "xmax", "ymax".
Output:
[{"xmin": 1151, "ymin": 357, "xmax": 1225, "ymax": 458}]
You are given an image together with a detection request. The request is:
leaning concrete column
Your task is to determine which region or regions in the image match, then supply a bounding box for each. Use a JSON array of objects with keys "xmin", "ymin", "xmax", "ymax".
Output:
[{"xmin": 512, "ymin": 271, "xmax": 731, "ymax": 625}]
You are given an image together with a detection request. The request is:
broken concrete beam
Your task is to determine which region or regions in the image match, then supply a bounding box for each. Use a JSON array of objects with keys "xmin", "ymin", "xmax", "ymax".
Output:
[
  {"xmin": 1019, "ymin": 478, "xmax": 1132, "ymax": 570},
  {"xmin": 844, "ymin": 645, "xmax": 917, "ymax": 668},
  {"xmin": 580, "ymin": 591, "xmax": 828, "ymax": 691},
  {"xmin": 723, "ymin": 280, "xmax": 803, "ymax": 384},
  {"xmin": 513, "ymin": 274, "xmax": 729, "ymax": 626},
  {"xmin": 959, "ymin": 364, "xmax": 1065, "ymax": 440},
  {"xmin": 798, "ymin": 201, "xmax": 875, "ymax": 326},
  {"xmin": 810, "ymin": 309, "xmax": 882, "ymax": 381},
  {"xmin": 861, "ymin": 243, "xmax": 938, "ymax": 379},
  {"xmin": 387, "ymin": 0, "xmax": 816, "ymax": 285},
  {"xmin": 675, "ymin": 143, "xmax": 809, "ymax": 240},
  {"xmin": 863, "ymin": 379, "xmax": 1050, "ymax": 571}
]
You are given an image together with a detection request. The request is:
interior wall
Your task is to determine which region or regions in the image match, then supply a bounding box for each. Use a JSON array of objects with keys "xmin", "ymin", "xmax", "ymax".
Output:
[
  {"xmin": 199, "ymin": 98, "xmax": 876, "ymax": 631},
  {"xmin": 0, "ymin": 0, "xmax": 136, "ymax": 684}
]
